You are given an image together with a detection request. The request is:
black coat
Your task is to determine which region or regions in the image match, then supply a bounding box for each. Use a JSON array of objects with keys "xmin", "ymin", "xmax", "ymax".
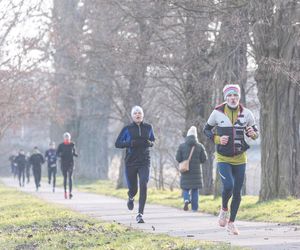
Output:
[
  {"xmin": 57, "ymin": 142, "xmax": 78, "ymax": 169},
  {"xmin": 176, "ymin": 135, "xmax": 207, "ymax": 189},
  {"xmin": 29, "ymin": 153, "xmax": 44, "ymax": 168},
  {"xmin": 15, "ymin": 154, "xmax": 27, "ymax": 170},
  {"xmin": 115, "ymin": 122, "xmax": 155, "ymax": 167}
]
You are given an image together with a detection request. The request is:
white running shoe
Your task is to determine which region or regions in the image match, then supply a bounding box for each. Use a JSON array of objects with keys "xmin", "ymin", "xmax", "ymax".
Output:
[
  {"xmin": 227, "ymin": 221, "xmax": 239, "ymax": 235},
  {"xmin": 218, "ymin": 209, "xmax": 228, "ymax": 227}
]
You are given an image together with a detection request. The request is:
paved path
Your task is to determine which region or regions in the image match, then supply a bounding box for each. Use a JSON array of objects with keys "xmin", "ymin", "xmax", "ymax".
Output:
[{"xmin": 2, "ymin": 178, "xmax": 300, "ymax": 250}]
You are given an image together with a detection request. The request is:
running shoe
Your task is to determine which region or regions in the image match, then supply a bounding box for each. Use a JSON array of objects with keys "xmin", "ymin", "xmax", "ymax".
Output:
[
  {"xmin": 127, "ymin": 197, "xmax": 134, "ymax": 210},
  {"xmin": 218, "ymin": 209, "xmax": 228, "ymax": 227},
  {"xmin": 136, "ymin": 213, "xmax": 144, "ymax": 223},
  {"xmin": 227, "ymin": 221, "xmax": 239, "ymax": 235}
]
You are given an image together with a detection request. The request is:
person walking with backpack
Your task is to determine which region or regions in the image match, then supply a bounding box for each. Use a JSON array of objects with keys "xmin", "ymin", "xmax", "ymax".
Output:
[
  {"xmin": 176, "ymin": 126, "xmax": 207, "ymax": 212},
  {"xmin": 29, "ymin": 147, "xmax": 45, "ymax": 191},
  {"xmin": 203, "ymin": 84, "xmax": 259, "ymax": 235},
  {"xmin": 115, "ymin": 106, "xmax": 155, "ymax": 223},
  {"xmin": 45, "ymin": 141, "xmax": 58, "ymax": 192},
  {"xmin": 57, "ymin": 132, "xmax": 78, "ymax": 199}
]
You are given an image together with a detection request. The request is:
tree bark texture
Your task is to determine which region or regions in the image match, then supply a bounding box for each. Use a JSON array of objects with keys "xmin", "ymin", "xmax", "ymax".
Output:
[{"xmin": 252, "ymin": 0, "xmax": 300, "ymax": 200}]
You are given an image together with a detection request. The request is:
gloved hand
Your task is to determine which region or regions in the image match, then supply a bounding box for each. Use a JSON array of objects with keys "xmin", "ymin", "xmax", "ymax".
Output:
[
  {"xmin": 131, "ymin": 139, "xmax": 144, "ymax": 147},
  {"xmin": 131, "ymin": 138, "xmax": 153, "ymax": 147},
  {"xmin": 145, "ymin": 140, "xmax": 154, "ymax": 147}
]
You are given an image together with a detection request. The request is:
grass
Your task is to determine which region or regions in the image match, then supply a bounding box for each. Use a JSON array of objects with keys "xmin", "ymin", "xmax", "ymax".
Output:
[
  {"xmin": 0, "ymin": 183, "xmax": 241, "ymax": 250},
  {"xmin": 72, "ymin": 178, "xmax": 300, "ymax": 225}
]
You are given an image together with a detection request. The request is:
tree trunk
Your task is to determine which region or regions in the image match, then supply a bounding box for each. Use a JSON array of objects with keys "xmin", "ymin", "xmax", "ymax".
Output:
[
  {"xmin": 116, "ymin": 1, "xmax": 165, "ymax": 188},
  {"xmin": 252, "ymin": 0, "xmax": 300, "ymax": 200},
  {"xmin": 51, "ymin": 0, "xmax": 82, "ymax": 143}
]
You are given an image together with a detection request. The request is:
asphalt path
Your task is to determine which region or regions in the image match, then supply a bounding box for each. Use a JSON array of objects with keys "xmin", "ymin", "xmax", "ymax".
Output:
[{"xmin": 2, "ymin": 177, "xmax": 300, "ymax": 250}]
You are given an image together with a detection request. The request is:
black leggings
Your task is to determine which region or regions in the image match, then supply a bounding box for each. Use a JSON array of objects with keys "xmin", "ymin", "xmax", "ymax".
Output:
[
  {"xmin": 125, "ymin": 165, "xmax": 149, "ymax": 214},
  {"xmin": 61, "ymin": 167, "xmax": 73, "ymax": 193},
  {"xmin": 32, "ymin": 166, "xmax": 41, "ymax": 189},
  {"xmin": 218, "ymin": 162, "xmax": 246, "ymax": 222},
  {"xmin": 48, "ymin": 166, "xmax": 57, "ymax": 188},
  {"xmin": 18, "ymin": 167, "xmax": 25, "ymax": 186}
]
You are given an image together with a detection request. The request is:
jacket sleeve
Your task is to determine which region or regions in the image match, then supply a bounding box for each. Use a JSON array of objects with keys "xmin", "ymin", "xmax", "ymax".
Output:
[
  {"xmin": 73, "ymin": 144, "xmax": 78, "ymax": 157},
  {"xmin": 115, "ymin": 127, "xmax": 131, "ymax": 148},
  {"xmin": 146, "ymin": 125, "xmax": 155, "ymax": 147},
  {"xmin": 203, "ymin": 110, "xmax": 217, "ymax": 141},
  {"xmin": 38, "ymin": 154, "xmax": 45, "ymax": 164},
  {"xmin": 176, "ymin": 145, "xmax": 183, "ymax": 163},
  {"xmin": 246, "ymin": 109, "xmax": 259, "ymax": 139},
  {"xmin": 198, "ymin": 143, "xmax": 208, "ymax": 163},
  {"xmin": 203, "ymin": 123, "xmax": 215, "ymax": 141},
  {"xmin": 56, "ymin": 144, "xmax": 63, "ymax": 158}
]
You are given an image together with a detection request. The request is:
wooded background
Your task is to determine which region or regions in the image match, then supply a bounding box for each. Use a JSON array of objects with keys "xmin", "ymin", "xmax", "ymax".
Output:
[{"xmin": 0, "ymin": 0, "xmax": 299, "ymax": 202}]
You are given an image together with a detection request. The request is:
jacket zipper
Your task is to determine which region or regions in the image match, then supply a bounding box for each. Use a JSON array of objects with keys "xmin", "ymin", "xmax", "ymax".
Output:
[
  {"xmin": 138, "ymin": 124, "xmax": 141, "ymax": 136},
  {"xmin": 232, "ymin": 110, "xmax": 235, "ymax": 156}
]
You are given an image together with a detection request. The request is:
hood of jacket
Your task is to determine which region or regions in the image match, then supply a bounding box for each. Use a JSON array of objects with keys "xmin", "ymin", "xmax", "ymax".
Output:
[{"xmin": 185, "ymin": 135, "xmax": 197, "ymax": 146}]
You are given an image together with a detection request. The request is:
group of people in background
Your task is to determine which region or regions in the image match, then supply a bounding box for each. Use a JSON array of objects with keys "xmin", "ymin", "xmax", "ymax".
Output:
[
  {"xmin": 9, "ymin": 132, "xmax": 78, "ymax": 199},
  {"xmin": 9, "ymin": 147, "xmax": 45, "ymax": 190},
  {"xmin": 115, "ymin": 84, "xmax": 258, "ymax": 236}
]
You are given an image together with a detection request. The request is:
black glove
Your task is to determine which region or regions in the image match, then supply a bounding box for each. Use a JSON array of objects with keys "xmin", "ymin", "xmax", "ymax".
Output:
[
  {"xmin": 131, "ymin": 138, "xmax": 153, "ymax": 147},
  {"xmin": 131, "ymin": 139, "xmax": 144, "ymax": 147}
]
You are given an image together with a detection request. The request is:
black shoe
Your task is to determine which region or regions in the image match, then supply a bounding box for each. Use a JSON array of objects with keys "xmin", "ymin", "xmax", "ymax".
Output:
[
  {"xmin": 69, "ymin": 193, "xmax": 73, "ymax": 199},
  {"xmin": 136, "ymin": 213, "xmax": 144, "ymax": 223},
  {"xmin": 183, "ymin": 201, "xmax": 189, "ymax": 211},
  {"xmin": 127, "ymin": 198, "xmax": 134, "ymax": 210}
]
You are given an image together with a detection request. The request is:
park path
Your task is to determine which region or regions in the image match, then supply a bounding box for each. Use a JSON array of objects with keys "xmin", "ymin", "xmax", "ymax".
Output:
[{"xmin": 1, "ymin": 177, "xmax": 300, "ymax": 250}]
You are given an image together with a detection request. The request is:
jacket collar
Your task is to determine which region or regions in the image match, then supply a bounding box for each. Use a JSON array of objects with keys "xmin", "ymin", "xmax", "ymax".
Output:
[{"xmin": 215, "ymin": 102, "xmax": 244, "ymax": 113}]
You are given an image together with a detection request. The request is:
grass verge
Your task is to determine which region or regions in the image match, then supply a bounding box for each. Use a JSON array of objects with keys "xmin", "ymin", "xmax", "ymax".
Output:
[{"xmin": 0, "ymin": 183, "xmax": 241, "ymax": 250}]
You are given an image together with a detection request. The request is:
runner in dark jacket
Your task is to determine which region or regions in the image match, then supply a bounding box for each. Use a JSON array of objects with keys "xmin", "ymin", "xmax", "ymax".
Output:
[
  {"xmin": 115, "ymin": 106, "xmax": 155, "ymax": 223},
  {"xmin": 57, "ymin": 132, "xmax": 78, "ymax": 199},
  {"xmin": 25, "ymin": 152, "xmax": 31, "ymax": 184},
  {"xmin": 15, "ymin": 150, "xmax": 27, "ymax": 187},
  {"xmin": 8, "ymin": 154, "xmax": 17, "ymax": 178},
  {"xmin": 29, "ymin": 147, "xmax": 45, "ymax": 191},
  {"xmin": 45, "ymin": 141, "xmax": 57, "ymax": 192}
]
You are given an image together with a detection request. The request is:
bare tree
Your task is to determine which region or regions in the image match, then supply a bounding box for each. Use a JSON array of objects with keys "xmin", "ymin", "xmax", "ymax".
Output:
[
  {"xmin": 250, "ymin": 0, "xmax": 300, "ymax": 200},
  {"xmin": 0, "ymin": 0, "xmax": 51, "ymax": 140}
]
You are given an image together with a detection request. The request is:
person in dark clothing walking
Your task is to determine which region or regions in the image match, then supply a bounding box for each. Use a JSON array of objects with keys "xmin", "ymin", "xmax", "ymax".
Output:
[
  {"xmin": 176, "ymin": 126, "xmax": 207, "ymax": 212},
  {"xmin": 15, "ymin": 149, "xmax": 27, "ymax": 187},
  {"xmin": 57, "ymin": 132, "xmax": 78, "ymax": 199},
  {"xmin": 25, "ymin": 152, "xmax": 31, "ymax": 184},
  {"xmin": 45, "ymin": 141, "xmax": 58, "ymax": 192},
  {"xmin": 29, "ymin": 147, "xmax": 45, "ymax": 191},
  {"xmin": 203, "ymin": 84, "xmax": 259, "ymax": 235},
  {"xmin": 8, "ymin": 154, "xmax": 17, "ymax": 178},
  {"xmin": 115, "ymin": 105, "xmax": 155, "ymax": 223}
]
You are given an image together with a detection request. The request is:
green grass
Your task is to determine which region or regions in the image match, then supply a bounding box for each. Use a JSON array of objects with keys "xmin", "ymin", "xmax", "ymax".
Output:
[
  {"xmin": 0, "ymin": 184, "xmax": 240, "ymax": 250},
  {"xmin": 73, "ymin": 179, "xmax": 300, "ymax": 225}
]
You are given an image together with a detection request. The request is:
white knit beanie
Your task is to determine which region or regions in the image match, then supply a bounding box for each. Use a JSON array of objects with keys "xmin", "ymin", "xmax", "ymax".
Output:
[
  {"xmin": 63, "ymin": 132, "xmax": 71, "ymax": 139},
  {"xmin": 187, "ymin": 126, "xmax": 198, "ymax": 138},
  {"xmin": 131, "ymin": 105, "xmax": 144, "ymax": 119}
]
